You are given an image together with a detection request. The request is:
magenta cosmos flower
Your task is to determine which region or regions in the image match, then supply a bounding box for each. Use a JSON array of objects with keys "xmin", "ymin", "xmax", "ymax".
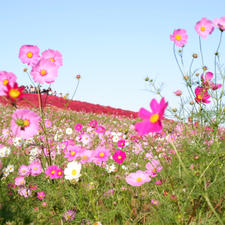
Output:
[
  {"xmin": 19, "ymin": 45, "xmax": 40, "ymax": 66},
  {"xmin": 213, "ymin": 16, "xmax": 225, "ymax": 31},
  {"xmin": 0, "ymin": 71, "xmax": 17, "ymax": 96},
  {"xmin": 41, "ymin": 49, "xmax": 63, "ymax": 68},
  {"xmin": 170, "ymin": 29, "xmax": 188, "ymax": 47},
  {"xmin": 135, "ymin": 98, "xmax": 168, "ymax": 136},
  {"xmin": 31, "ymin": 59, "xmax": 58, "ymax": 84},
  {"xmin": 74, "ymin": 123, "xmax": 83, "ymax": 131},
  {"xmin": 125, "ymin": 170, "xmax": 151, "ymax": 186},
  {"xmin": 195, "ymin": 17, "xmax": 214, "ymax": 38},
  {"xmin": 10, "ymin": 109, "xmax": 41, "ymax": 139},
  {"xmin": 37, "ymin": 192, "xmax": 46, "ymax": 200},
  {"xmin": 117, "ymin": 139, "xmax": 126, "ymax": 148},
  {"xmin": 195, "ymin": 86, "xmax": 211, "ymax": 104},
  {"xmin": 45, "ymin": 165, "xmax": 62, "ymax": 179},
  {"xmin": 112, "ymin": 150, "xmax": 126, "ymax": 164}
]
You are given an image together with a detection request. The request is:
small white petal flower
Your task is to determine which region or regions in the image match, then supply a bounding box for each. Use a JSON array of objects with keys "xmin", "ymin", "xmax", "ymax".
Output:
[
  {"xmin": 64, "ymin": 161, "xmax": 82, "ymax": 181},
  {"xmin": 65, "ymin": 128, "xmax": 73, "ymax": 135}
]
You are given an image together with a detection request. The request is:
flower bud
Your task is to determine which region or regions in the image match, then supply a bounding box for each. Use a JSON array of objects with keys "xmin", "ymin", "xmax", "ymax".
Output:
[
  {"xmin": 192, "ymin": 53, "xmax": 198, "ymax": 58},
  {"xmin": 23, "ymin": 68, "xmax": 28, "ymax": 72},
  {"xmin": 76, "ymin": 74, "xmax": 81, "ymax": 79},
  {"xmin": 145, "ymin": 77, "xmax": 149, "ymax": 82},
  {"xmin": 202, "ymin": 66, "xmax": 207, "ymax": 71},
  {"xmin": 172, "ymin": 108, "xmax": 177, "ymax": 112},
  {"xmin": 196, "ymin": 73, "xmax": 199, "ymax": 77},
  {"xmin": 184, "ymin": 75, "xmax": 189, "ymax": 81}
]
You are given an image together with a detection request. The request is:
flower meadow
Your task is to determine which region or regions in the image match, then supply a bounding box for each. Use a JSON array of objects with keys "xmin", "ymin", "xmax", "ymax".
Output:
[{"xmin": 1, "ymin": 17, "xmax": 225, "ymax": 225}]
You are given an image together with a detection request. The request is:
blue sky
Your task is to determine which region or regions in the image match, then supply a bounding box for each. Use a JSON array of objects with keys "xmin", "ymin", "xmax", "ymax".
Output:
[{"xmin": 0, "ymin": 0, "xmax": 224, "ymax": 112}]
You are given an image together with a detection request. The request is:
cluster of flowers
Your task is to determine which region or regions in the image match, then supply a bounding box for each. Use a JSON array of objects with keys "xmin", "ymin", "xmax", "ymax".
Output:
[
  {"xmin": 170, "ymin": 17, "xmax": 224, "ymax": 104},
  {"xmin": 170, "ymin": 16, "xmax": 225, "ymax": 47},
  {"xmin": 0, "ymin": 45, "xmax": 62, "ymax": 103}
]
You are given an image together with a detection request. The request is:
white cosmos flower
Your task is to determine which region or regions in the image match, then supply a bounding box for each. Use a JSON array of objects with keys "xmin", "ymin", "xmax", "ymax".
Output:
[
  {"xmin": 65, "ymin": 128, "xmax": 73, "ymax": 135},
  {"xmin": 105, "ymin": 163, "xmax": 116, "ymax": 173},
  {"xmin": 13, "ymin": 137, "xmax": 23, "ymax": 146},
  {"xmin": 64, "ymin": 161, "xmax": 82, "ymax": 181}
]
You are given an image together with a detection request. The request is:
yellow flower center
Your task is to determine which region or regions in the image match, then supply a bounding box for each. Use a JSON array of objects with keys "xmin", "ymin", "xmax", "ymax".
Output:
[
  {"xmin": 70, "ymin": 151, "xmax": 75, "ymax": 156},
  {"xmin": 27, "ymin": 52, "xmax": 33, "ymax": 58},
  {"xmin": 175, "ymin": 35, "xmax": 182, "ymax": 41},
  {"xmin": 51, "ymin": 170, "xmax": 55, "ymax": 174},
  {"xmin": 99, "ymin": 152, "xmax": 105, "ymax": 157},
  {"xmin": 23, "ymin": 120, "xmax": 30, "ymax": 127},
  {"xmin": 58, "ymin": 171, "xmax": 62, "ymax": 175},
  {"xmin": 150, "ymin": 113, "xmax": 159, "ymax": 123},
  {"xmin": 198, "ymin": 94, "xmax": 203, "ymax": 100},
  {"xmin": 200, "ymin": 26, "xmax": 206, "ymax": 32},
  {"xmin": 153, "ymin": 168, "xmax": 157, "ymax": 173},
  {"xmin": 82, "ymin": 155, "xmax": 88, "ymax": 160},
  {"xmin": 3, "ymin": 79, "xmax": 9, "ymax": 86},
  {"xmin": 40, "ymin": 69, "xmax": 47, "ymax": 76},
  {"xmin": 72, "ymin": 170, "xmax": 77, "ymax": 175},
  {"xmin": 118, "ymin": 156, "xmax": 122, "ymax": 159},
  {"xmin": 9, "ymin": 89, "xmax": 20, "ymax": 98},
  {"xmin": 136, "ymin": 177, "xmax": 142, "ymax": 182},
  {"xmin": 50, "ymin": 58, "xmax": 55, "ymax": 62},
  {"xmin": 34, "ymin": 167, "xmax": 37, "ymax": 171}
]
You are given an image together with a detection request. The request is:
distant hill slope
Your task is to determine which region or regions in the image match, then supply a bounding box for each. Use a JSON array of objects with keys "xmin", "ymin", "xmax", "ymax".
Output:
[{"xmin": 0, "ymin": 94, "xmax": 138, "ymax": 118}]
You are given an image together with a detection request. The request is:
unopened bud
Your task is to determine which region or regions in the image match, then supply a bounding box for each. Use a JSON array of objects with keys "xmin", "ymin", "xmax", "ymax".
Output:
[
  {"xmin": 76, "ymin": 74, "xmax": 81, "ymax": 79},
  {"xmin": 192, "ymin": 53, "xmax": 198, "ymax": 58},
  {"xmin": 23, "ymin": 68, "xmax": 28, "ymax": 72},
  {"xmin": 202, "ymin": 66, "xmax": 207, "ymax": 71},
  {"xmin": 172, "ymin": 108, "xmax": 177, "ymax": 112},
  {"xmin": 184, "ymin": 75, "xmax": 189, "ymax": 81},
  {"xmin": 190, "ymin": 101, "xmax": 194, "ymax": 105},
  {"xmin": 145, "ymin": 77, "xmax": 149, "ymax": 82},
  {"xmin": 196, "ymin": 73, "xmax": 199, "ymax": 77}
]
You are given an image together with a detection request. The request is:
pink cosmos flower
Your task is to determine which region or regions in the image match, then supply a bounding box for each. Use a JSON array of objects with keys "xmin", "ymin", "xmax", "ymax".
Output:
[
  {"xmin": 18, "ymin": 165, "xmax": 30, "ymax": 176},
  {"xmin": 31, "ymin": 59, "xmax": 58, "ymax": 84},
  {"xmin": 201, "ymin": 72, "xmax": 222, "ymax": 90},
  {"xmin": 170, "ymin": 29, "xmax": 188, "ymax": 47},
  {"xmin": 112, "ymin": 150, "xmax": 126, "ymax": 164},
  {"xmin": 45, "ymin": 119, "xmax": 52, "ymax": 128},
  {"xmin": 63, "ymin": 209, "xmax": 76, "ymax": 222},
  {"xmin": 90, "ymin": 120, "xmax": 98, "ymax": 128},
  {"xmin": 64, "ymin": 145, "xmax": 80, "ymax": 161},
  {"xmin": 29, "ymin": 161, "xmax": 42, "ymax": 176},
  {"xmin": 37, "ymin": 192, "xmax": 46, "ymax": 200},
  {"xmin": 41, "ymin": 49, "xmax": 63, "ymax": 68},
  {"xmin": 15, "ymin": 176, "xmax": 26, "ymax": 186},
  {"xmin": 18, "ymin": 187, "xmax": 32, "ymax": 198},
  {"xmin": 135, "ymin": 98, "xmax": 168, "ymax": 136},
  {"xmin": 45, "ymin": 165, "xmax": 59, "ymax": 179},
  {"xmin": 151, "ymin": 199, "xmax": 159, "ymax": 205},
  {"xmin": 0, "ymin": 71, "xmax": 17, "ymax": 96},
  {"xmin": 125, "ymin": 170, "xmax": 151, "ymax": 186},
  {"xmin": 78, "ymin": 150, "xmax": 93, "ymax": 164},
  {"xmin": 145, "ymin": 160, "xmax": 163, "ymax": 177},
  {"xmin": 213, "ymin": 17, "xmax": 225, "ymax": 31},
  {"xmin": 93, "ymin": 146, "xmax": 111, "ymax": 164},
  {"xmin": 19, "ymin": 45, "xmax": 40, "ymax": 66},
  {"xmin": 10, "ymin": 109, "xmax": 41, "ymax": 139},
  {"xmin": 74, "ymin": 123, "xmax": 83, "ymax": 131},
  {"xmin": 174, "ymin": 90, "xmax": 182, "ymax": 96},
  {"xmin": 117, "ymin": 139, "xmax": 126, "ymax": 148},
  {"xmin": 195, "ymin": 17, "xmax": 214, "ymax": 38},
  {"xmin": 195, "ymin": 86, "xmax": 211, "ymax": 104}
]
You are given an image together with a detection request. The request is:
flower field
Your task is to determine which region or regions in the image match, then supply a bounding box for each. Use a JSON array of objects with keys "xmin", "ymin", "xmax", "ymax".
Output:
[{"xmin": 1, "ymin": 16, "xmax": 225, "ymax": 225}]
